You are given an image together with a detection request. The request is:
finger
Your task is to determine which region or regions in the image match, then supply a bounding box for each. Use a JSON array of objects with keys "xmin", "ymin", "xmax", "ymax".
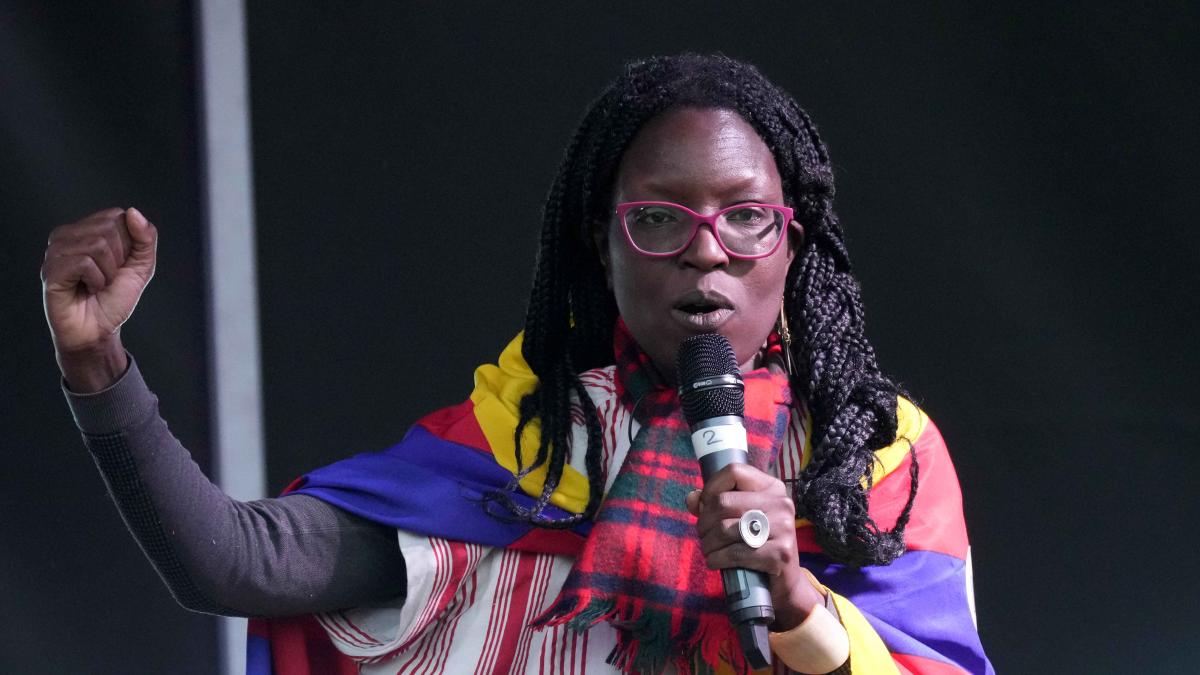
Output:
[
  {"xmin": 112, "ymin": 211, "xmax": 133, "ymax": 265},
  {"xmin": 695, "ymin": 500, "xmax": 795, "ymax": 560},
  {"xmin": 697, "ymin": 499, "xmax": 792, "ymax": 546},
  {"xmin": 58, "ymin": 207, "xmax": 125, "ymax": 230},
  {"xmin": 43, "ymin": 254, "xmax": 108, "ymax": 295},
  {"xmin": 89, "ymin": 207, "xmax": 127, "ymax": 221},
  {"xmin": 67, "ymin": 207, "xmax": 127, "ymax": 235},
  {"xmin": 48, "ymin": 214, "xmax": 128, "ymax": 259},
  {"xmin": 698, "ymin": 464, "xmax": 785, "ymax": 506},
  {"xmin": 49, "ymin": 236, "xmax": 120, "ymax": 287},
  {"xmin": 88, "ymin": 218, "xmax": 131, "ymax": 269},
  {"xmin": 700, "ymin": 487, "xmax": 794, "ymax": 523},
  {"xmin": 703, "ymin": 539, "xmax": 793, "ymax": 577},
  {"xmin": 697, "ymin": 464, "xmax": 742, "ymax": 497},
  {"xmin": 725, "ymin": 463, "xmax": 786, "ymax": 493},
  {"xmin": 698, "ymin": 517, "xmax": 742, "ymax": 556},
  {"xmin": 685, "ymin": 489, "xmax": 701, "ymax": 516}
]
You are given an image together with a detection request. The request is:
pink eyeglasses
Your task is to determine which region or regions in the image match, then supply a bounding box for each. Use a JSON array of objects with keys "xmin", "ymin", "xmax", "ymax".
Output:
[{"xmin": 614, "ymin": 201, "xmax": 794, "ymax": 259}]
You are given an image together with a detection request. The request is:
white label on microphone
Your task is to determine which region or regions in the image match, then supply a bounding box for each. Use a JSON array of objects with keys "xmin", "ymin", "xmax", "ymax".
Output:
[{"xmin": 691, "ymin": 422, "xmax": 747, "ymax": 458}]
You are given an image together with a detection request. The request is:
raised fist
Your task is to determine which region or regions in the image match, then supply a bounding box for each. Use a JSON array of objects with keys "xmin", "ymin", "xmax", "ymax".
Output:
[{"xmin": 41, "ymin": 207, "xmax": 158, "ymax": 390}]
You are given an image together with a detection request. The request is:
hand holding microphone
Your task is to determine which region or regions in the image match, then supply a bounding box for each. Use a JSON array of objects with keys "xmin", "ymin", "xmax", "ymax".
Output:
[{"xmin": 678, "ymin": 333, "xmax": 826, "ymax": 668}]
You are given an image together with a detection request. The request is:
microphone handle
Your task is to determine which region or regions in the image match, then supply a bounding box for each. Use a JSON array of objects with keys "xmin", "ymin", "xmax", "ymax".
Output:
[{"xmin": 697, "ymin": 443, "xmax": 775, "ymax": 668}]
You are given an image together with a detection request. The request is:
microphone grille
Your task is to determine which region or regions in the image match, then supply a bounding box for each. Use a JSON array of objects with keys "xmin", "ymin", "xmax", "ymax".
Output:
[{"xmin": 676, "ymin": 333, "xmax": 744, "ymax": 422}]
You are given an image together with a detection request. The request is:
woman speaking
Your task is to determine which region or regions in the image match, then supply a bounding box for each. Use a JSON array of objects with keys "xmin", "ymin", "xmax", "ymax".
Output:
[{"xmin": 43, "ymin": 54, "xmax": 991, "ymax": 674}]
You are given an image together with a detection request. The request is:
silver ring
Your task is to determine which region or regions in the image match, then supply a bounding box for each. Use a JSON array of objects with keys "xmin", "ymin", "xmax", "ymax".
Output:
[{"xmin": 739, "ymin": 509, "xmax": 770, "ymax": 549}]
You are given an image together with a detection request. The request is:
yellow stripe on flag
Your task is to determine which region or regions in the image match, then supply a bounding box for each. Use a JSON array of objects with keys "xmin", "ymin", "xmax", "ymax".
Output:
[
  {"xmin": 831, "ymin": 591, "xmax": 902, "ymax": 674},
  {"xmin": 869, "ymin": 397, "xmax": 928, "ymax": 487},
  {"xmin": 469, "ymin": 332, "xmax": 591, "ymax": 514}
]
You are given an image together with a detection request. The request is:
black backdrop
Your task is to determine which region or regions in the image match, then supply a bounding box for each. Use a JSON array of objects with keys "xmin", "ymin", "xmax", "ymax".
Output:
[
  {"xmin": 4, "ymin": 2, "xmax": 1198, "ymax": 673},
  {"xmin": 1, "ymin": 3, "xmax": 216, "ymax": 673}
]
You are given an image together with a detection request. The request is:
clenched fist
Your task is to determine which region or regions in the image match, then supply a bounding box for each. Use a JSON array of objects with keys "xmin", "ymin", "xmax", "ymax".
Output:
[{"xmin": 41, "ymin": 207, "xmax": 158, "ymax": 392}]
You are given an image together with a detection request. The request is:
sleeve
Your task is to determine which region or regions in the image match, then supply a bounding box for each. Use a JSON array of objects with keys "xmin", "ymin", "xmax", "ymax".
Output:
[
  {"xmin": 248, "ymin": 537, "xmax": 491, "ymax": 675},
  {"xmin": 312, "ymin": 532, "xmax": 491, "ymax": 661},
  {"xmin": 312, "ymin": 534, "xmax": 574, "ymax": 673},
  {"xmin": 63, "ymin": 355, "xmax": 407, "ymax": 618},
  {"xmin": 796, "ymin": 401, "xmax": 993, "ymax": 675}
]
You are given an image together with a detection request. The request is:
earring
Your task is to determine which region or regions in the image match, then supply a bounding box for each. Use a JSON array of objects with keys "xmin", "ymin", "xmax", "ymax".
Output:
[{"xmin": 779, "ymin": 298, "xmax": 797, "ymax": 377}]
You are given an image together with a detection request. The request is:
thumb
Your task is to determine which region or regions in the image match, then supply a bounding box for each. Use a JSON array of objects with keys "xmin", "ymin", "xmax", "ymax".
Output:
[
  {"xmin": 123, "ymin": 207, "xmax": 158, "ymax": 275},
  {"xmin": 685, "ymin": 489, "xmax": 701, "ymax": 516},
  {"xmin": 125, "ymin": 207, "xmax": 157, "ymax": 248}
]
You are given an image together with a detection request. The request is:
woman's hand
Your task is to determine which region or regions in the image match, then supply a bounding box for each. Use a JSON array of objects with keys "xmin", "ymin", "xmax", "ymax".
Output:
[
  {"xmin": 41, "ymin": 207, "xmax": 158, "ymax": 392},
  {"xmin": 685, "ymin": 463, "xmax": 826, "ymax": 631}
]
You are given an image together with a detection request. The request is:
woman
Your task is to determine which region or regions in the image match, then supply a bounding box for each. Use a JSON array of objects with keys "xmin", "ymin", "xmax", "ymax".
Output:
[{"xmin": 43, "ymin": 54, "xmax": 991, "ymax": 674}]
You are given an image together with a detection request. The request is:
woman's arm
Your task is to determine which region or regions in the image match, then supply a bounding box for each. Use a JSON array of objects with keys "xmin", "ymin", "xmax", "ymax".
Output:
[
  {"xmin": 46, "ymin": 208, "xmax": 407, "ymax": 618},
  {"xmin": 65, "ymin": 355, "xmax": 407, "ymax": 617}
]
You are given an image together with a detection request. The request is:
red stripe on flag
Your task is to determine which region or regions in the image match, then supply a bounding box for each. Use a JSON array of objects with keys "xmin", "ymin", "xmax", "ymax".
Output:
[
  {"xmin": 868, "ymin": 418, "xmax": 969, "ymax": 559},
  {"xmin": 417, "ymin": 399, "xmax": 493, "ymax": 454},
  {"xmin": 795, "ymin": 523, "xmax": 822, "ymax": 554},
  {"xmin": 510, "ymin": 528, "xmax": 586, "ymax": 556},
  {"xmin": 793, "ymin": 417, "xmax": 969, "ymax": 559},
  {"xmin": 266, "ymin": 615, "xmax": 358, "ymax": 675},
  {"xmin": 893, "ymin": 651, "xmax": 973, "ymax": 675}
]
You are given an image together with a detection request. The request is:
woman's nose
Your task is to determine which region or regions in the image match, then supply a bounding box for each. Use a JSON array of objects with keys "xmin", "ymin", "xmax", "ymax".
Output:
[{"xmin": 678, "ymin": 222, "xmax": 729, "ymax": 269}]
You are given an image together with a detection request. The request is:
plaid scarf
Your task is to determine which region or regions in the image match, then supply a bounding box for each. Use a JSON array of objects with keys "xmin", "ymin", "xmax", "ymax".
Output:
[{"xmin": 532, "ymin": 319, "xmax": 793, "ymax": 674}]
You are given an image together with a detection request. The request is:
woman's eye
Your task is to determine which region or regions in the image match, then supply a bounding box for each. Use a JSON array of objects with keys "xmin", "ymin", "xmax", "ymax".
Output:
[
  {"xmin": 726, "ymin": 206, "xmax": 767, "ymax": 223},
  {"xmin": 634, "ymin": 207, "xmax": 680, "ymax": 226}
]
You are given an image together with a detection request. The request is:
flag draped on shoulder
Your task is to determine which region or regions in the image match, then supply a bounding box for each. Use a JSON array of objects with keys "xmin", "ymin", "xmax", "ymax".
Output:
[
  {"xmin": 246, "ymin": 324, "xmax": 991, "ymax": 674},
  {"xmin": 796, "ymin": 398, "xmax": 992, "ymax": 675}
]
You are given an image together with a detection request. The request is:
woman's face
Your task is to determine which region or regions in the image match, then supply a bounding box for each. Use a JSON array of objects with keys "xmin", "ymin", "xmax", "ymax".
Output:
[{"xmin": 597, "ymin": 107, "xmax": 801, "ymax": 382}]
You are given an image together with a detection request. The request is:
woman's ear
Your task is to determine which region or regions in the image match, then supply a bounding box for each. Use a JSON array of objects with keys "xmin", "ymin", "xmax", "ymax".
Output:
[
  {"xmin": 785, "ymin": 219, "xmax": 805, "ymax": 265},
  {"xmin": 592, "ymin": 225, "xmax": 613, "ymax": 290}
]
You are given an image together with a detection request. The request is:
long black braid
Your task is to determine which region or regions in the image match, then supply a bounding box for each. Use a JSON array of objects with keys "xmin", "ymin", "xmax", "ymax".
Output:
[{"xmin": 484, "ymin": 53, "xmax": 918, "ymax": 568}]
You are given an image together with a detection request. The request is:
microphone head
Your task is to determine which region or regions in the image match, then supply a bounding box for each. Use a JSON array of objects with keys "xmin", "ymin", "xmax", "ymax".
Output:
[{"xmin": 676, "ymin": 333, "xmax": 744, "ymax": 423}]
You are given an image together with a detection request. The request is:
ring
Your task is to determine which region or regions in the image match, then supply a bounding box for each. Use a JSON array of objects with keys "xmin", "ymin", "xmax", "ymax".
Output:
[{"xmin": 739, "ymin": 509, "xmax": 770, "ymax": 549}]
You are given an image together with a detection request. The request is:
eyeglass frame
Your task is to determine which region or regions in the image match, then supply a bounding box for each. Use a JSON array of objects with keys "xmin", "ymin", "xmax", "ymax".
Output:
[{"xmin": 613, "ymin": 200, "xmax": 795, "ymax": 260}]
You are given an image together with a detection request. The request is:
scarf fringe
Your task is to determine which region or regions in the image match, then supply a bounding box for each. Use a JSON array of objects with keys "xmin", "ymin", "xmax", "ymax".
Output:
[
  {"xmin": 532, "ymin": 594, "xmax": 618, "ymax": 631},
  {"xmin": 532, "ymin": 595, "xmax": 750, "ymax": 675}
]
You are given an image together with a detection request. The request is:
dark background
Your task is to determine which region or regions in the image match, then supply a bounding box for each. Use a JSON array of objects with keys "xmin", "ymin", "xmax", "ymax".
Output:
[{"xmin": 3, "ymin": 2, "xmax": 1197, "ymax": 673}]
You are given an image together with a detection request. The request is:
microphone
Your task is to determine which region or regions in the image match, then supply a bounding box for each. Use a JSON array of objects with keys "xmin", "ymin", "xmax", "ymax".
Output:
[{"xmin": 677, "ymin": 333, "xmax": 774, "ymax": 669}]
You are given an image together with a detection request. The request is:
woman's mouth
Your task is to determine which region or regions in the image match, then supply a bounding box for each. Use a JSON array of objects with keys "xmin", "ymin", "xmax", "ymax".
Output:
[{"xmin": 671, "ymin": 294, "xmax": 735, "ymax": 330}]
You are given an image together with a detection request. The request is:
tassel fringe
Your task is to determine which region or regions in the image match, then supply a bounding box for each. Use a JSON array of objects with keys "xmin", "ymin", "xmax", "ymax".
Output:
[{"xmin": 532, "ymin": 595, "xmax": 751, "ymax": 675}]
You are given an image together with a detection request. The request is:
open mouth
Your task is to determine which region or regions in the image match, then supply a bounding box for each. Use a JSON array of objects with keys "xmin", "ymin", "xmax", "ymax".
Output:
[
  {"xmin": 672, "ymin": 292, "xmax": 734, "ymax": 329},
  {"xmin": 677, "ymin": 300, "xmax": 725, "ymax": 314}
]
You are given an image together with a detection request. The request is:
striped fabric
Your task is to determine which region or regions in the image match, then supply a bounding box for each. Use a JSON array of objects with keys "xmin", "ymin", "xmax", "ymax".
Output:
[{"xmin": 247, "ymin": 331, "xmax": 991, "ymax": 674}]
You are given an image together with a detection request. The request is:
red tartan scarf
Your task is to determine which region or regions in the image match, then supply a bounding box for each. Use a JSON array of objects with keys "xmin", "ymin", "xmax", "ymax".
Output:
[{"xmin": 532, "ymin": 319, "xmax": 793, "ymax": 674}]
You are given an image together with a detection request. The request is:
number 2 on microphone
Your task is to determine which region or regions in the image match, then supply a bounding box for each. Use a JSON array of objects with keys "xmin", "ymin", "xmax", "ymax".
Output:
[{"xmin": 691, "ymin": 423, "xmax": 747, "ymax": 458}]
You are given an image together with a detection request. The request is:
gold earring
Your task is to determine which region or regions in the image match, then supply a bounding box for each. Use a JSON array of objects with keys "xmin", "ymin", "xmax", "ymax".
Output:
[{"xmin": 779, "ymin": 299, "xmax": 797, "ymax": 377}]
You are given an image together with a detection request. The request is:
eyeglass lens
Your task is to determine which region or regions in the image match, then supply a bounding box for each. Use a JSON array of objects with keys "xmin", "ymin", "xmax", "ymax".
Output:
[{"xmin": 623, "ymin": 204, "xmax": 785, "ymax": 256}]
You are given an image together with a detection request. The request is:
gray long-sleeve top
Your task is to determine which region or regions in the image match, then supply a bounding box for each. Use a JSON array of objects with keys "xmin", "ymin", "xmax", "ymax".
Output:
[{"xmin": 64, "ymin": 355, "xmax": 407, "ymax": 618}]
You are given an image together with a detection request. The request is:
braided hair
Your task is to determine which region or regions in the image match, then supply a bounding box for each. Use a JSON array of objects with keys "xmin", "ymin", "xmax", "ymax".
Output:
[{"xmin": 485, "ymin": 53, "xmax": 918, "ymax": 568}]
